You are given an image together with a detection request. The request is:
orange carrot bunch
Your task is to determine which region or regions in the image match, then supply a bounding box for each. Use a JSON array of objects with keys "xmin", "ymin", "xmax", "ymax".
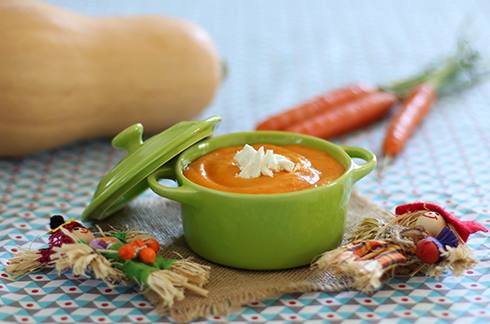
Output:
[
  {"xmin": 256, "ymin": 84, "xmax": 379, "ymax": 131},
  {"xmin": 256, "ymin": 38, "xmax": 483, "ymax": 165}
]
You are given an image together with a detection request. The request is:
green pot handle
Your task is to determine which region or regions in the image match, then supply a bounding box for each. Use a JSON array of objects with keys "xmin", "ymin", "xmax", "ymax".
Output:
[
  {"xmin": 147, "ymin": 165, "xmax": 200, "ymax": 208},
  {"xmin": 339, "ymin": 145, "xmax": 377, "ymax": 183}
]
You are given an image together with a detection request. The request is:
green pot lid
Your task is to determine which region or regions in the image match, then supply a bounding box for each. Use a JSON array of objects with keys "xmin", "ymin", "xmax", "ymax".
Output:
[{"xmin": 81, "ymin": 116, "xmax": 222, "ymax": 222}]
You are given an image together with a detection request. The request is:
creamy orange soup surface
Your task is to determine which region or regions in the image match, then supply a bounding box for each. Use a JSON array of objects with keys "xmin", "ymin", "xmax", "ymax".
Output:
[{"xmin": 183, "ymin": 144, "xmax": 345, "ymax": 194}]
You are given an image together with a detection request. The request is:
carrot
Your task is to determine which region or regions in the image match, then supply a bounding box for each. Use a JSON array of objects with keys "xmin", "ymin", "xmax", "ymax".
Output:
[
  {"xmin": 284, "ymin": 91, "xmax": 398, "ymax": 139},
  {"xmin": 256, "ymin": 84, "xmax": 378, "ymax": 131},
  {"xmin": 382, "ymin": 83, "xmax": 436, "ymax": 158},
  {"xmin": 258, "ymin": 36, "xmax": 483, "ymax": 162},
  {"xmin": 380, "ymin": 38, "xmax": 483, "ymax": 163}
]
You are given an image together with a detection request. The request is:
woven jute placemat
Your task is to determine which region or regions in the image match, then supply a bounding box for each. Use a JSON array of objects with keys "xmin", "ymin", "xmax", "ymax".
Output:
[{"xmin": 96, "ymin": 187, "xmax": 391, "ymax": 322}]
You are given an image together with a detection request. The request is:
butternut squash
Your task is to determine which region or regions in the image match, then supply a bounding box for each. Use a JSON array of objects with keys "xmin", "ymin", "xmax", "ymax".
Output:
[{"xmin": 0, "ymin": 0, "xmax": 222, "ymax": 156}]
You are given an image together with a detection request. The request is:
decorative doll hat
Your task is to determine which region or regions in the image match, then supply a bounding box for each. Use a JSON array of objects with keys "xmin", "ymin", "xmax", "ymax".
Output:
[
  {"xmin": 395, "ymin": 202, "xmax": 488, "ymax": 242},
  {"xmin": 47, "ymin": 215, "xmax": 79, "ymax": 234}
]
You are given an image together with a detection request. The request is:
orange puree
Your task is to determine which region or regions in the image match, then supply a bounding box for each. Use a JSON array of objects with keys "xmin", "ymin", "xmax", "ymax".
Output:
[{"xmin": 183, "ymin": 144, "xmax": 345, "ymax": 194}]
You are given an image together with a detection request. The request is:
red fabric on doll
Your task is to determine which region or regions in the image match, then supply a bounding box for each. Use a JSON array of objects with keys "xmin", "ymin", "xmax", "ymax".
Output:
[
  {"xmin": 395, "ymin": 202, "xmax": 488, "ymax": 242},
  {"xmin": 38, "ymin": 220, "xmax": 85, "ymax": 264}
]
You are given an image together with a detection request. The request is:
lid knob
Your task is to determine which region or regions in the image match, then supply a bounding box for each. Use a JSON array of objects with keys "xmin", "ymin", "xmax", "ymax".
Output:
[{"xmin": 112, "ymin": 123, "xmax": 144, "ymax": 154}]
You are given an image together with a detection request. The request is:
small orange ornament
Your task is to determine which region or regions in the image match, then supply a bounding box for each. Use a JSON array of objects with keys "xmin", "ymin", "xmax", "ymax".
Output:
[
  {"xmin": 144, "ymin": 238, "xmax": 160, "ymax": 253},
  {"xmin": 119, "ymin": 243, "xmax": 136, "ymax": 260},
  {"xmin": 132, "ymin": 238, "xmax": 145, "ymax": 247},
  {"xmin": 139, "ymin": 247, "xmax": 156, "ymax": 264}
]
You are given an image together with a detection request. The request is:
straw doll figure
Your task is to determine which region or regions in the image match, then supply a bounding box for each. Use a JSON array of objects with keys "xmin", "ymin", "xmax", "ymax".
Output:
[
  {"xmin": 6, "ymin": 215, "xmax": 210, "ymax": 307},
  {"xmin": 313, "ymin": 202, "xmax": 488, "ymax": 292}
]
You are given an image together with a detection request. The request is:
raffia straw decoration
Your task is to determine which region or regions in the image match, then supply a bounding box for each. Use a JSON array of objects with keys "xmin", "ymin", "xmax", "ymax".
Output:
[
  {"xmin": 347, "ymin": 217, "xmax": 387, "ymax": 242},
  {"xmin": 313, "ymin": 246, "xmax": 352, "ymax": 271},
  {"xmin": 318, "ymin": 208, "xmax": 480, "ymax": 292},
  {"xmin": 350, "ymin": 259, "xmax": 384, "ymax": 293},
  {"xmin": 51, "ymin": 228, "xmax": 126, "ymax": 286},
  {"xmin": 374, "ymin": 211, "xmax": 424, "ymax": 238},
  {"xmin": 171, "ymin": 258, "xmax": 210, "ymax": 288},
  {"xmin": 425, "ymin": 245, "xmax": 478, "ymax": 279},
  {"xmin": 4, "ymin": 247, "xmax": 43, "ymax": 279},
  {"xmin": 95, "ymin": 225, "xmax": 106, "ymax": 237},
  {"xmin": 52, "ymin": 242, "xmax": 126, "ymax": 287},
  {"xmin": 145, "ymin": 270, "xmax": 187, "ymax": 307},
  {"xmin": 102, "ymin": 225, "xmax": 153, "ymax": 242},
  {"xmin": 347, "ymin": 210, "xmax": 427, "ymax": 242}
]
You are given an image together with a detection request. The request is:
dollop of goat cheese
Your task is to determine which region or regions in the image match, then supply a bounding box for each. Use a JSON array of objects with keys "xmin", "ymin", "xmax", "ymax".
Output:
[{"xmin": 234, "ymin": 144, "xmax": 299, "ymax": 179}]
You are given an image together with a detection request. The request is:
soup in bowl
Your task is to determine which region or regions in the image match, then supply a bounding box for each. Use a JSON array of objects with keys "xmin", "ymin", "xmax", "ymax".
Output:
[
  {"xmin": 147, "ymin": 131, "xmax": 376, "ymax": 270},
  {"xmin": 183, "ymin": 143, "xmax": 346, "ymax": 194}
]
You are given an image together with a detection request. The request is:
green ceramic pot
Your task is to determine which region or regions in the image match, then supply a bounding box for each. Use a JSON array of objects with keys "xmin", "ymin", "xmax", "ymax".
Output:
[{"xmin": 147, "ymin": 131, "xmax": 376, "ymax": 270}]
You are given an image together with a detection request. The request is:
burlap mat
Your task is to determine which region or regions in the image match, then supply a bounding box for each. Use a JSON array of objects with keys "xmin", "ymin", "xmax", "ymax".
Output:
[{"xmin": 95, "ymin": 187, "xmax": 392, "ymax": 322}]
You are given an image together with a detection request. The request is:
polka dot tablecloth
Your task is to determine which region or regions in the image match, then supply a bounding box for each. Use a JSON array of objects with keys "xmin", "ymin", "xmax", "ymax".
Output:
[{"xmin": 1, "ymin": 0, "xmax": 490, "ymax": 323}]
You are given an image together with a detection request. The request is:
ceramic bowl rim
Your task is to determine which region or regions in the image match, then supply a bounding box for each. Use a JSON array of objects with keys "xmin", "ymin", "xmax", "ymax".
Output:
[{"xmin": 172, "ymin": 130, "xmax": 357, "ymax": 198}]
